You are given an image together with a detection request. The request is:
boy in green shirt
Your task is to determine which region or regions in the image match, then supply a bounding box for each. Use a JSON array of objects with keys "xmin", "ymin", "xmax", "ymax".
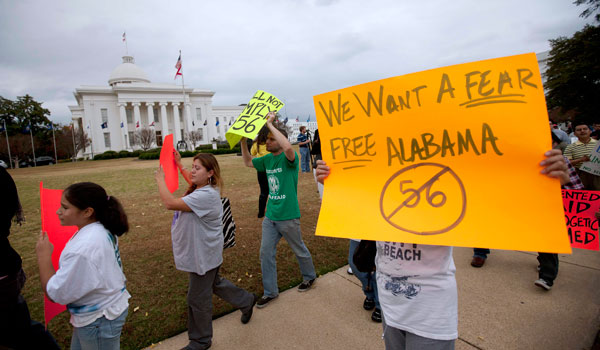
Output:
[{"xmin": 241, "ymin": 112, "xmax": 317, "ymax": 308}]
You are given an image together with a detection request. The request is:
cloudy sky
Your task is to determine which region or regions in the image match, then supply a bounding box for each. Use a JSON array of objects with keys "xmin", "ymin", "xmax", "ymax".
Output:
[{"xmin": 0, "ymin": 0, "xmax": 593, "ymax": 125}]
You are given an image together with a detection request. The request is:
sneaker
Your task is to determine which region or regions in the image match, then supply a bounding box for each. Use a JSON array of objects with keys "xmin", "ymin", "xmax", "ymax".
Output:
[
  {"xmin": 241, "ymin": 294, "xmax": 259, "ymax": 324},
  {"xmin": 363, "ymin": 297, "xmax": 375, "ymax": 311},
  {"xmin": 371, "ymin": 308, "xmax": 382, "ymax": 323},
  {"xmin": 534, "ymin": 278, "xmax": 552, "ymax": 291},
  {"xmin": 470, "ymin": 257, "xmax": 486, "ymax": 268},
  {"xmin": 256, "ymin": 295, "xmax": 278, "ymax": 308},
  {"xmin": 347, "ymin": 267, "xmax": 354, "ymax": 275},
  {"xmin": 297, "ymin": 278, "xmax": 315, "ymax": 292}
]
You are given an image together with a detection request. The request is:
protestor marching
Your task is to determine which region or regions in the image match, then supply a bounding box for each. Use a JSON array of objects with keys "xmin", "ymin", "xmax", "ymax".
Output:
[
  {"xmin": 240, "ymin": 111, "xmax": 317, "ymax": 308},
  {"xmin": 36, "ymin": 182, "xmax": 130, "ymax": 349},
  {"xmin": 315, "ymin": 148, "xmax": 572, "ymax": 350},
  {"xmin": 155, "ymin": 151, "xmax": 257, "ymax": 350}
]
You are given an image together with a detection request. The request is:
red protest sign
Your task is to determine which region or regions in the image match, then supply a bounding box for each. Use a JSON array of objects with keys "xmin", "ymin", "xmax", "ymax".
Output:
[
  {"xmin": 562, "ymin": 189, "xmax": 600, "ymax": 251},
  {"xmin": 159, "ymin": 134, "xmax": 178, "ymax": 193},
  {"xmin": 39, "ymin": 182, "xmax": 78, "ymax": 325}
]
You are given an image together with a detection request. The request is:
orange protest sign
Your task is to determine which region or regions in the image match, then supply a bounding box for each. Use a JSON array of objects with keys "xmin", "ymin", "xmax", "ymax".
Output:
[{"xmin": 313, "ymin": 53, "xmax": 571, "ymax": 253}]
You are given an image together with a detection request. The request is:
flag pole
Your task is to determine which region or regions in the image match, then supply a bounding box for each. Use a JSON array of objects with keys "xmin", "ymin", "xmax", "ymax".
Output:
[
  {"xmin": 71, "ymin": 123, "xmax": 76, "ymax": 162},
  {"xmin": 179, "ymin": 50, "xmax": 189, "ymax": 150},
  {"xmin": 29, "ymin": 124, "xmax": 37, "ymax": 167},
  {"xmin": 4, "ymin": 120, "xmax": 12, "ymax": 169},
  {"xmin": 51, "ymin": 124, "xmax": 57, "ymax": 163}
]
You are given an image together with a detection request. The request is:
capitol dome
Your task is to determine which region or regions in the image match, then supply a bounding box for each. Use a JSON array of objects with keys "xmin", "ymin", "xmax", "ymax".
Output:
[{"xmin": 108, "ymin": 56, "xmax": 151, "ymax": 86}]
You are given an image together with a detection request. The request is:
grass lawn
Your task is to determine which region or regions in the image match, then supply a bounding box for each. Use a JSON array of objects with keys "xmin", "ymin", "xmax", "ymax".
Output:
[{"xmin": 8, "ymin": 149, "xmax": 349, "ymax": 349}]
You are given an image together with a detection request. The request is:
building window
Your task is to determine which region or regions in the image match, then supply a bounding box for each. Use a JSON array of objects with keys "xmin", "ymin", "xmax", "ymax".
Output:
[
  {"xmin": 153, "ymin": 108, "xmax": 159, "ymax": 123},
  {"xmin": 126, "ymin": 109, "xmax": 133, "ymax": 123},
  {"xmin": 101, "ymin": 109, "xmax": 108, "ymax": 124},
  {"xmin": 128, "ymin": 131, "xmax": 134, "ymax": 147},
  {"xmin": 156, "ymin": 131, "xmax": 162, "ymax": 146},
  {"xmin": 198, "ymin": 129, "xmax": 204, "ymax": 141},
  {"xmin": 196, "ymin": 108, "xmax": 202, "ymax": 122},
  {"xmin": 104, "ymin": 133, "xmax": 111, "ymax": 148},
  {"xmin": 124, "ymin": 134, "xmax": 127, "ymax": 148}
]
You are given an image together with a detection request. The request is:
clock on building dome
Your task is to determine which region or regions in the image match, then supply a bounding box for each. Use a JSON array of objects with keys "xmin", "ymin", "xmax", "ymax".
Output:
[{"xmin": 108, "ymin": 56, "xmax": 151, "ymax": 86}]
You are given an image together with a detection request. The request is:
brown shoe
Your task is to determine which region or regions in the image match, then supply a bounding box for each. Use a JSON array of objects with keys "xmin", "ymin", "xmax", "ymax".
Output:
[{"xmin": 470, "ymin": 257, "xmax": 486, "ymax": 268}]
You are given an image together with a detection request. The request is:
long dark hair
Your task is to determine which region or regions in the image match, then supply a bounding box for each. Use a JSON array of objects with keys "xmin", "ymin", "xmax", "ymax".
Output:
[
  {"xmin": 64, "ymin": 182, "xmax": 129, "ymax": 236},
  {"xmin": 255, "ymin": 125, "xmax": 270, "ymax": 145},
  {"xmin": 184, "ymin": 153, "xmax": 223, "ymax": 195}
]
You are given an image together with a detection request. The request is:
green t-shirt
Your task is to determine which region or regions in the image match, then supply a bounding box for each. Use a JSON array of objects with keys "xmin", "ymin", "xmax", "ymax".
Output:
[{"xmin": 252, "ymin": 152, "xmax": 300, "ymax": 220}]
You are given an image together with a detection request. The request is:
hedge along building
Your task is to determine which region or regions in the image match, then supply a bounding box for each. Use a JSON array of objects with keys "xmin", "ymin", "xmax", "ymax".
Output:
[{"xmin": 69, "ymin": 55, "xmax": 244, "ymax": 158}]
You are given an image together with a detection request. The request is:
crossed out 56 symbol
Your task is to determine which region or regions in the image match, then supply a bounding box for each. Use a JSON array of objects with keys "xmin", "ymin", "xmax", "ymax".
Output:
[{"xmin": 379, "ymin": 163, "xmax": 466, "ymax": 235}]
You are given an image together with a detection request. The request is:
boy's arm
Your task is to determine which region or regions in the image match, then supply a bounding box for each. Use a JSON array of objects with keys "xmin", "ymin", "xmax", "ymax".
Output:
[
  {"xmin": 266, "ymin": 113, "xmax": 295, "ymax": 162},
  {"xmin": 241, "ymin": 137, "xmax": 255, "ymax": 168}
]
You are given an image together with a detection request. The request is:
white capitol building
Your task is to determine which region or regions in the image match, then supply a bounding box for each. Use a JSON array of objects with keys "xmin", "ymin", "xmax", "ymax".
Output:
[{"xmin": 69, "ymin": 55, "xmax": 244, "ymax": 157}]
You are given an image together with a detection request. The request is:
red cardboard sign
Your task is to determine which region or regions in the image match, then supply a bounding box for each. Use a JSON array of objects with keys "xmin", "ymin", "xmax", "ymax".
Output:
[
  {"xmin": 159, "ymin": 134, "xmax": 179, "ymax": 193},
  {"xmin": 39, "ymin": 182, "xmax": 78, "ymax": 325},
  {"xmin": 562, "ymin": 189, "xmax": 600, "ymax": 251}
]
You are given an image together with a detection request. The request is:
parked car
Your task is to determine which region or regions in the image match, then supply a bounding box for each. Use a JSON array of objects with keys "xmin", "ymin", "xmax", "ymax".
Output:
[
  {"xmin": 0, "ymin": 160, "xmax": 7, "ymax": 169},
  {"xmin": 35, "ymin": 156, "xmax": 56, "ymax": 166},
  {"xmin": 18, "ymin": 156, "xmax": 56, "ymax": 167}
]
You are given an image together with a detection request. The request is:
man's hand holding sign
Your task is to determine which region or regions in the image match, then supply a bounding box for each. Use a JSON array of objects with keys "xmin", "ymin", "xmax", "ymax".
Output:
[{"xmin": 314, "ymin": 53, "xmax": 571, "ymax": 254}]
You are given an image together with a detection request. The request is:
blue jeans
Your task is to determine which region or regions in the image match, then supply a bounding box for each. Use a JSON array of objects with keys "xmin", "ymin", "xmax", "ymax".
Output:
[
  {"xmin": 71, "ymin": 309, "xmax": 128, "ymax": 350},
  {"xmin": 299, "ymin": 147, "xmax": 310, "ymax": 172},
  {"xmin": 473, "ymin": 248, "xmax": 490, "ymax": 259},
  {"xmin": 260, "ymin": 217, "xmax": 316, "ymax": 297},
  {"xmin": 348, "ymin": 240, "xmax": 380, "ymax": 308}
]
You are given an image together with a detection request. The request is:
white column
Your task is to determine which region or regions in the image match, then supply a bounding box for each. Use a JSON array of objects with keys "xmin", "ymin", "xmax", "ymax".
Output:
[
  {"xmin": 132, "ymin": 102, "xmax": 141, "ymax": 130},
  {"xmin": 118, "ymin": 103, "xmax": 127, "ymax": 150},
  {"xmin": 146, "ymin": 103, "xmax": 154, "ymax": 128},
  {"xmin": 184, "ymin": 103, "xmax": 192, "ymax": 131},
  {"xmin": 159, "ymin": 102, "xmax": 169, "ymax": 141},
  {"xmin": 172, "ymin": 103, "xmax": 181, "ymax": 144}
]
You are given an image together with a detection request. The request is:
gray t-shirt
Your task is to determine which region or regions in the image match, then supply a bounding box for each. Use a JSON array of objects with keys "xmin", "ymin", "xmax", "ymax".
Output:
[{"xmin": 171, "ymin": 186, "xmax": 223, "ymax": 275}]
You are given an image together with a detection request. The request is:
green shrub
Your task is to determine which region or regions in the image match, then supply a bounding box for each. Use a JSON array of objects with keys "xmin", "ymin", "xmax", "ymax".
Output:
[
  {"xmin": 138, "ymin": 152, "xmax": 160, "ymax": 160},
  {"xmin": 195, "ymin": 144, "xmax": 213, "ymax": 150},
  {"xmin": 131, "ymin": 150, "xmax": 142, "ymax": 157},
  {"xmin": 118, "ymin": 150, "xmax": 131, "ymax": 158},
  {"xmin": 199, "ymin": 147, "xmax": 240, "ymax": 155}
]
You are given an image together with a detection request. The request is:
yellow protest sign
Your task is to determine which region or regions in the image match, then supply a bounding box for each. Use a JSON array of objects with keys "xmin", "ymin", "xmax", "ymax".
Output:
[
  {"xmin": 313, "ymin": 53, "xmax": 571, "ymax": 253},
  {"xmin": 225, "ymin": 90, "xmax": 284, "ymax": 148}
]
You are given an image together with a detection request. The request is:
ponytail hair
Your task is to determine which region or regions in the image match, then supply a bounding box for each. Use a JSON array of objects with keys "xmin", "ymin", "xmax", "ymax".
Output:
[{"xmin": 64, "ymin": 182, "xmax": 129, "ymax": 236}]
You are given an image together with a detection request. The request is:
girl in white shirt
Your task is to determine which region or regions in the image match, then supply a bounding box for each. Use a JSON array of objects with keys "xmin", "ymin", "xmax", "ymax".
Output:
[{"xmin": 36, "ymin": 182, "xmax": 130, "ymax": 350}]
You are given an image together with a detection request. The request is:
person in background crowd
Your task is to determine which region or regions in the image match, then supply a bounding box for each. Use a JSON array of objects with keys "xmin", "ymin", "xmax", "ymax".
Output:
[
  {"xmin": 297, "ymin": 126, "xmax": 311, "ymax": 173},
  {"xmin": 563, "ymin": 120, "xmax": 600, "ymax": 190},
  {"xmin": 251, "ymin": 126, "xmax": 271, "ymax": 218}
]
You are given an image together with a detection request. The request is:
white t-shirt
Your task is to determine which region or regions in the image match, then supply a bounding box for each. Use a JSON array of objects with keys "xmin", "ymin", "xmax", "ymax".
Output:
[
  {"xmin": 171, "ymin": 185, "xmax": 223, "ymax": 275},
  {"xmin": 376, "ymin": 241, "xmax": 457, "ymax": 341},
  {"xmin": 47, "ymin": 222, "xmax": 130, "ymax": 327}
]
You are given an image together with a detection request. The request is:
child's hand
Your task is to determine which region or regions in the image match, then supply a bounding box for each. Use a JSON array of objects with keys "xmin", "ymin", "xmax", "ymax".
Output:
[{"xmin": 36, "ymin": 231, "xmax": 53, "ymax": 260}]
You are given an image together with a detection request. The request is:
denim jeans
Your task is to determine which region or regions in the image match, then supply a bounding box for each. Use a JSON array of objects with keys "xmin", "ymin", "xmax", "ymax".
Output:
[
  {"xmin": 299, "ymin": 147, "xmax": 311, "ymax": 172},
  {"xmin": 348, "ymin": 240, "xmax": 380, "ymax": 308},
  {"xmin": 473, "ymin": 248, "xmax": 490, "ymax": 259},
  {"xmin": 261, "ymin": 217, "xmax": 316, "ymax": 297},
  {"xmin": 71, "ymin": 309, "xmax": 128, "ymax": 350}
]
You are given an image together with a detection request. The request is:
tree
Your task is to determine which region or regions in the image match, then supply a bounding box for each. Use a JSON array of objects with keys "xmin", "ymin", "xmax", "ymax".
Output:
[
  {"xmin": 185, "ymin": 130, "xmax": 204, "ymax": 149},
  {"xmin": 0, "ymin": 134, "xmax": 33, "ymax": 168},
  {"xmin": 134, "ymin": 127, "xmax": 155, "ymax": 151},
  {"xmin": 73, "ymin": 127, "xmax": 91, "ymax": 157},
  {"xmin": 575, "ymin": 0, "xmax": 600, "ymax": 22},
  {"xmin": 544, "ymin": 24, "xmax": 600, "ymax": 120},
  {"xmin": 0, "ymin": 95, "xmax": 52, "ymax": 135}
]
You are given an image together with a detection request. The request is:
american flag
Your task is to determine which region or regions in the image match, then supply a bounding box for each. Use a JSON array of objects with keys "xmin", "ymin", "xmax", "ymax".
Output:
[
  {"xmin": 136, "ymin": 121, "xmax": 140, "ymax": 128},
  {"xmin": 174, "ymin": 52, "xmax": 182, "ymax": 80},
  {"xmin": 149, "ymin": 121, "xmax": 155, "ymax": 127},
  {"xmin": 122, "ymin": 32, "xmax": 126, "ymax": 42}
]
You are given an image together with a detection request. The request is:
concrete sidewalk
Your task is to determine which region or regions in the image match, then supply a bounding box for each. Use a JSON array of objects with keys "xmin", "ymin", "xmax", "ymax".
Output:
[{"xmin": 146, "ymin": 247, "xmax": 600, "ymax": 350}]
